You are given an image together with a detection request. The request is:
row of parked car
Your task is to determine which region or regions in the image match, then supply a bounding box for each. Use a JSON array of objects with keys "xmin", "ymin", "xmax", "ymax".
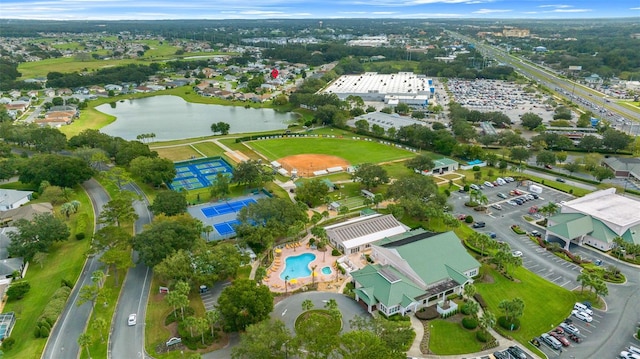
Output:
[
  {"xmin": 620, "ymin": 345, "xmax": 640, "ymax": 359},
  {"xmin": 534, "ymin": 302, "xmax": 591, "ymax": 351},
  {"xmin": 469, "ymin": 176, "xmax": 517, "ymax": 191},
  {"xmin": 493, "ymin": 345, "xmax": 527, "ymax": 359}
]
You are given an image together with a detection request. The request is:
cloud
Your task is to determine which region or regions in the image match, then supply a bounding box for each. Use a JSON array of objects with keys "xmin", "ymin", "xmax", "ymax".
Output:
[
  {"xmin": 538, "ymin": 4, "xmax": 572, "ymax": 8},
  {"xmin": 551, "ymin": 8, "xmax": 591, "ymax": 13},
  {"xmin": 473, "ymin": 8, "xmax": 512, "ymax": 14},
  {"xmin": 630, "ymin": 7, "xmax": 640, "ymax": 10}
]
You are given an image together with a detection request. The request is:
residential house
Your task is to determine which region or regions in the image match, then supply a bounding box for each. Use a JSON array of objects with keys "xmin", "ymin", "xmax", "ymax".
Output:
[{"xmin": 0, "ymin": 190, "xmax": 33, "ymax": 211}]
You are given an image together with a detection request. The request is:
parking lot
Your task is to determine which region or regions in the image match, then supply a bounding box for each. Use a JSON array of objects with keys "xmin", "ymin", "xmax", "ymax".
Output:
[{"xmin": 450, "ymin": 176, "xmax": 624, "ymax": 358}]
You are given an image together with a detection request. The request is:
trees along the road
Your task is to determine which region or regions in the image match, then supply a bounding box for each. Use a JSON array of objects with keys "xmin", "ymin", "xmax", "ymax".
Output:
[
  {"xmin": 231, "ymin": 320, "xmax": 296, "ymax": 359},
  {"xmin": 98, "ymin": 191, "xmax": 139, "ymax": 227},
  {"xmin": 19, "ymin": 154, "xmax": 94, "ymax": 188},
  {"xmin": 150, "ymin": 190, "xmax": 188, "ymax": 216},
  {"xmin": 132, "ymin": 214, "xmax": 201, "ymax": 267},
  {"xmin": 217, "ymin": 279, "xmax": 273, "ymax": 332}
]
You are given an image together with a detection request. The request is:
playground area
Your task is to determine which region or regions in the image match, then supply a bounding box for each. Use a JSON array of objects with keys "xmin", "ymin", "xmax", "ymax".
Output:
[
  {"xmin": 168, "ymin": 157, "xmax": 233, "ymax": 191},
  {"xmin": 187, "ymin": 193, "xmax": 268, "ymax": 240}
]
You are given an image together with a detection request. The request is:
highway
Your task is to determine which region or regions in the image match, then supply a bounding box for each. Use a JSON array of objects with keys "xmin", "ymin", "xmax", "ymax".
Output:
[
  {"xmin": 108, "ymin": 183, "xmax": 154, "ymax": 359},
  {"xmin": 43, "ymin": 179, "xmax": 110, "ymax": 359},
  {"xmin": 449, "ymin": 31, "xmax": 640, "ymax": 126}
]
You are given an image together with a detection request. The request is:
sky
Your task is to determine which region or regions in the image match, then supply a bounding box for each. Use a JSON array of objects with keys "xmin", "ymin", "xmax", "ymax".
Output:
[{"xmin": 0, "ymin": 0, "xmax": 638, "ymax": 21}]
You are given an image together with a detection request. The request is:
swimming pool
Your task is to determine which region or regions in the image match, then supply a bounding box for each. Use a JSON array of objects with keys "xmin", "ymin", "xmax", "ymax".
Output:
[
  {"xmin": 321, "ymin": 266, "xmax": 332, "ymax": 275},
  {"xmin": 280, "ymin": 253, "xmax": 316, "ymax": 280}
]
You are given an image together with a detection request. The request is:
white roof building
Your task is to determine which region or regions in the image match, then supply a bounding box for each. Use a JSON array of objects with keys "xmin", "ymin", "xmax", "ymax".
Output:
[
  {"xmin": 325, "ymin": 214, "xmax": 409, "ymax": 254},
  {"xmin": 322, "ymin": 72, "xmax": 434, "ymax": 106}
]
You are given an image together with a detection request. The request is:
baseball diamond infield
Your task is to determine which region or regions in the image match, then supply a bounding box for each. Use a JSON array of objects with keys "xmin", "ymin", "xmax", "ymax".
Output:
[{"xmin": 278, "ymin": 154, "xmax": 350, "ymax": 177}]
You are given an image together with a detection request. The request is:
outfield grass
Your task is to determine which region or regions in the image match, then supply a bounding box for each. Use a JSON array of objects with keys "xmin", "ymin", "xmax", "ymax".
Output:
[
  {"xmin": 428, "ymin": 319, "xmax": 484, "ymax": 355},
  {"xmin": 250, "ymin": 137, "xmax": 415, "ymax": 164},
  {"xmin": 476, "ymin": 266, "xmax": 576, "ymax": 352},
  {"xmin": 153, "ymin": 145, "xmax": 203, "ymax": 162},
  {"xmin": 2, "ymin": 187, "xmax": 93, "ymax": 359},
  {"xmin": 192, "ymin": 141, "xmax": 226, "ymax": 158}
]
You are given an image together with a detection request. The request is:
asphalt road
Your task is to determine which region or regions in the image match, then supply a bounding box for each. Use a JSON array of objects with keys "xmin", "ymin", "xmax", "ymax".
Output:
[
  {"xmin": 109, "ymin": 182, "xmax": 154, "ymax": 359},
  {"xmin": 43, "ymin": 178, "xmax": 110, "ymax": 359}
]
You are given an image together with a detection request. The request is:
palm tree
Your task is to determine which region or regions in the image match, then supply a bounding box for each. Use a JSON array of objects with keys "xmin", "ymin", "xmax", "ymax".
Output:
[
  {"xmin": 302, "ymin": 299, "xmax": 314, "ymax": 312},
  {"xmin": 576, "ymin": 272, "xmax": 594, "ymax": 294},
  {"xmin": 463, "ymin": 283, "xmax": 477, "ymax": 301},
  {"xmin": 202, "ymin": 225, "xmax": 214, "ymax": 240},
  {"xmin": 206, "ymin": 309, "xmax": 220, "ymax": 337},
  {"xmin": 77, "ymin": 332, "xmax": 93, "ymax": 358},
  {"xmin": 479, "ymin": 310, "xmax": 496, "ymax": 334},
  {"xmin": 185, "ymin": 316, "xmax": 197, "ymax": 337},
  {"xmin": 464, "ymin": 300, "xmax": 480, "ymax": 317},
  {"xmin": 91, "ymin": 318, "xmax": 107, "ymax": 343},
  {"xmin": 311, "ymin": 265, "xmax": 317, "ymax": 288},
  {"xmin": 91, "ymin": 270, "xmax": 106, "ymax": 287}
]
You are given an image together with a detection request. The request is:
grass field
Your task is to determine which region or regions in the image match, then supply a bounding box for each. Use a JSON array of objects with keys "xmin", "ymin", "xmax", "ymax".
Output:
[
  {"xmin": 59, "ymin": 107, "xmax": 116, "ymax": 138},
  {"xmin": 2, "ymin": 187, "xmax": 93, "ymax": 359},
  {"xmin": 476, "ymin": 266, "xmax": 576, "ymax": 352},
  {"xmin": 192, "ymin": 141, "xmax": 226, "ymax": 158},
  {"xmin": 153, "ymin": 145, "xmax": 203, "ymax": 162},
  {"xmin": 429, "ymin": 319, "xmax": 484, "ymax": 355},
  {"xmin": 250, "ymin": 137, "xmax": 415, "ymax": 164}
]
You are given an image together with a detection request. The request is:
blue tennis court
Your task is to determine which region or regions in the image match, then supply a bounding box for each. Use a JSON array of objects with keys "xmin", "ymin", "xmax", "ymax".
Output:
[
  {"xmin": 214, "ymin": 220, "xmax": 241, "ymax": 236},
  {"xmin": 200, "ymin": 198, "xmax": 257, "ymax": 218},
  {"xmin": 168, "ymin": 157, "xmax": 234, "ymax": 191}
]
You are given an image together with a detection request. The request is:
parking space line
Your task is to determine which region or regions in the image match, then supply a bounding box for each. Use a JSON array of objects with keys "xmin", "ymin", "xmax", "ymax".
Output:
[
  {"xmin": 553, "ymin": 276, "xmax": 563, "ymax": 282},
  {"xmin": 560, "ymin": 280, "xmax": 571, "ymax": 287}
]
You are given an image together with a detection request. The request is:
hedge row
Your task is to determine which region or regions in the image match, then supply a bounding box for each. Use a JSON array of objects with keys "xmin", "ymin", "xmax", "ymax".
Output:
[{"xmin": 36, "ymin": 285, "xmax": 72, "ymax": 337}]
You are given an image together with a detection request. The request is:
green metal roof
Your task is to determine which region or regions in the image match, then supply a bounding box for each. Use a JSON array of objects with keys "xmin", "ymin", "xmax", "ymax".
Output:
[
  {"xmin": 351, "ymin": 264, "xmax": 424, "ymax": 308},
  {"xmin": 547, "ymin": 214, "xmax": 593, "ymax": 240},
  {"xmin": 621, "ymin": 223, "xmax": 640, "ymax": 245},
  {"xmin": 590, "ymin": 219, "xmax": 619, "ymax": 244},
  {"xmin": 392, "ymin": 231, "xmax": 480, "ymax": 285}
]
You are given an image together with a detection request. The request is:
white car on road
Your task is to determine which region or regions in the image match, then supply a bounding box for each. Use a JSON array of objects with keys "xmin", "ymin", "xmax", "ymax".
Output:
[{"xmin": 128, "ymin": 313, "xmax": 137, "ymax": 326}]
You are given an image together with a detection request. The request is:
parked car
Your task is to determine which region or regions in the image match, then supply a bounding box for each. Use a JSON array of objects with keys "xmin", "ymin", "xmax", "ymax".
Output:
[
  {"xmin": 541, "ymin": 333, "xmax": 562, "ymax": 350},
  {"xmin": 574, "ymin": 302, "xmax": 594, "ymax": 315},
  {"xmin": 166, "ymin": 337, "xmax": 182, "ymax": 346},
  {"xmin": 505, "ymin": 177, "xmax": 515, "ymax": 182},
  {"xmin": 553, "ymin": 326, "xmax": 565, "ymax": 335},
  {"xmin": 473, "ymin": 222, "xmax": 486, "ymax": 228},
  {"xmin": 491, "ymin": 204, "xmax": 503, "ymax": 210},
  {"xmin": 128, "ymin": 313, "xmax": 137, "ymax": 326},
  {"xmin": 507, "ymin": 346, "xmax": 527, "ymax": 359},
  {"xmin": 488, "ymin": 232, "xmax": 497, "ymax": 239},
  {"xmin": 484, "ymin": 181, "xmax": 494, "ymax": 188},
  {"xmin": 507, "ymin": 200, "xmax": 518, "ymax": 206},
  {"xmin": 560, "ymin": 322, "xmax": 580, "ymax": 336},
  {"xmin": 470, "ymin": 184, "xmax": 480, "ymax": 190},
  {"xmin": 531, "ymin": 193, "xmax": 539, "ymax": 199},
  {"xmin": 549, "ymin": 331, "xmax": 570, "ymax": 346},
  {"xmin": 493, "ymin": 351, "xmax": 510, "ymax": 359},
  {"xmin": 512, "ymin": 250, "xmax": 523, "ymax": 257},
  {"xmin": 556, "ymin": 178, "xmax": 566, "ymax": 183},
  {"xmin": 497, "ymin": 193, "xmax": 508, "ymax": 199},
  {"xmin": 525, "ymin": 194, "xmax": 535, "ymax": 201},
  {"xmin": 571, "ymin": 310, "xmax": 593, "ymax": 323},
  {"xmin": 545, "ymin": 164, "xmax": 553, "ymax": 169},
  {"xmin": 513, "ymin": 189, "xmax": 523, "ymax": 195}
]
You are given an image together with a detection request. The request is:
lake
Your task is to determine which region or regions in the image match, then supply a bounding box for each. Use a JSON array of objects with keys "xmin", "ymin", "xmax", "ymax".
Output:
[{"xmin": 97, "ymin": 95, "xmax": 297, "ymax": 141}]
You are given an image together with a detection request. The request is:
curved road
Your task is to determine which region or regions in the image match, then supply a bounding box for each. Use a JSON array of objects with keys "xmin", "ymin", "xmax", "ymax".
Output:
[
  {"xmin": 43, "ymin": 178, "xmax": 110, "ymax": 359},
  {"xmin": 108, "ymin": 183, "xmax": 153, "ymax": 359}
]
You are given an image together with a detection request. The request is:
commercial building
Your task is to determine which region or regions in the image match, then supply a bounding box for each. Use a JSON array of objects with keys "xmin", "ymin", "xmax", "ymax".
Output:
[
  {"xmin": 351, "ymin": 230, "xmax": 480, "ymax": 316},
  {"xmin": 322, "ymin": 72, "xmax": 434, "ymax": 107},
  {"xmin": 325, "ymin": 214, "xmax": 409, "ymax": 254},
  {"xmin": 545, "ymin": 189, "xmax": 640, "ymax": 251}
]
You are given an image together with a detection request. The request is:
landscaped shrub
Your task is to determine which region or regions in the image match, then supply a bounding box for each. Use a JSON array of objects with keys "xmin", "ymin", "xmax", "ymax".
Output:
[
  {"xmin": 472, "ymin": 166, "xmax": 480, "ymax": 171},
  {"xmin": 34, "ymin": 326, "xmax": 41, "ymax": 338},
  {"xmin": 511, "ymin": 225, "xmax": 526, "ymax": 235},
  {"xmin": 462, "ymin": 316, "xmax": 478, "ymax": 329},
  {"xmin": 61, "ymin": 278, "xmax": 74, "ymax": 288},
  {"xmin": 474, "ymin": 293, "xmax": 487, "ymax": 309},
  {"xmin": 476, "ymin": 330, "xmax": 491, "ymax": 342},
  {"xmin": 498, "ymin": 316, "xmax": 520, "ymax": 331},
  {"xmin": 332, "ymin": 248, "xmax": 341, "ymax": 256},
  {"xmin": 165, "ymin": 307, "xmax": 196, "ymax": 325},
  {"xmin": 6, "ymin": 281, "xmax": 31, "ymax": 300},
  {"xmin": 637, "ymin": 327, "xmax": 640, "ymax": 339},
  {"xmin": 2, "ymin": 337, "xmax": 15, "ymax": 351},
  {"xmin": 465, "ymin": 215, "xmax": 474, "ymax": 223},
  {"xmin": 40, "ymin": 326, "xmax": 50, "ymax": 338},
  {"xmin": 39, "ymin": 286, "xmax": 72, "ymax": 327}
]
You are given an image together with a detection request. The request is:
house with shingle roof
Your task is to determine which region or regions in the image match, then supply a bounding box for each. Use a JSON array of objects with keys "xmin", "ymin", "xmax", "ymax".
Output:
[{"xmin": 351, "ymin": 230, "xmax": 480, "ymax": 316}]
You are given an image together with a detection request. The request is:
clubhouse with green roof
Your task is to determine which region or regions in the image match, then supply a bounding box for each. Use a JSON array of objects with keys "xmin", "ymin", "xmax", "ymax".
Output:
[
  {"xmin": 546, "ymin": 188, "xmax": 640, "ymax": 251},
  {"xmin": 350, "ymin": 229, "xmax": 480, "ymax": 317}
]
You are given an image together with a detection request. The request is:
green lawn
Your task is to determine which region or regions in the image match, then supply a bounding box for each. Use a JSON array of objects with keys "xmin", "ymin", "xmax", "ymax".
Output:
[
  {"xmin": 249, "ymin": 137, "xmax": 415, "ymax": 164},
  {"xmin": 476, "ymin": 266, "xmax": 576, "ymax": 352},
  {"xmin": 192, "ymin": 141, "xmax": 226, "ymax": 157},
  {"xmin": 2, "ymin": 187, "xmax": 93, "ymax": 359},
  {"xmin": 428, "ymin": 319, "xmax": 484, "ymax": 355}
]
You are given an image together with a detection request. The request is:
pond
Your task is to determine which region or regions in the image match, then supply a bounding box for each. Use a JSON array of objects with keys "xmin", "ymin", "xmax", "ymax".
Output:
[{"xmin": 97, "ymin": 95, "xmax": 297, "ymax": 141}]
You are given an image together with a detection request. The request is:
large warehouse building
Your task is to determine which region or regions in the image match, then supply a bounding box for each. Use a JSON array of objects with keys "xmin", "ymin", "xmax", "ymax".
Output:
[
  {"xmin": 545, "ymin": 189, "xmax": 640, "ymax": 251},
  {"xmin": 321, "ymin": 72, "xmax": 435, "ymax": 107}
]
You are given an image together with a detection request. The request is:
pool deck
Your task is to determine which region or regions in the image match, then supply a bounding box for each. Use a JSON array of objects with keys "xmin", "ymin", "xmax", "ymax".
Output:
[{"xmin": 263, "ymin": 237, "xmax": 346, "ymax": 293}]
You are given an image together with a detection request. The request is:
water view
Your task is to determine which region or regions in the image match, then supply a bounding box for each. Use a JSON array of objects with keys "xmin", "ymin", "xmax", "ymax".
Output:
[{"xmin": 97, "ymin": 95, "xmax": 297, "ymax": 141}]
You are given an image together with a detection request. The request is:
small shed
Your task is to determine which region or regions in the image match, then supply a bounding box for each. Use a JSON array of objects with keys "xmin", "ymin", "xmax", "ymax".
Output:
[{"xmin": 328, "ymin": 202, "xmax": 341, "ymax": 211}]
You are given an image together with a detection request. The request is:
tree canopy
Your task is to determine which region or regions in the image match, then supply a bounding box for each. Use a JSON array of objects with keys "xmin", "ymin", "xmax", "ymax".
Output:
[
  {"xmin": 150, "ymin": 190, "xmax": 188, "ymax": 216},
  {"xmin": 232, "ymin": 160, "xmax": 274, "ymax": 188},
  {"xmin": 129, "ymin": 156, "xmax": 176, "ymax": 187},
  {"xmin": 352, "ymin": 163, "xmax": 389, "ymax": 190},
  {"xmin": 295, "ymin": 179, "xmax": 330, "ymax": 207},
  {"xmin": 132, "ymin": 214, "xmax": 202, "ymax": 267},
  {"xmin": 217, "ymin": 279, "xmax": 273, "ymax": 332},
  {"xmin": 19, "ymin": 154, "xmax": 94, "ymax": 188},
  {"xmin": 8, "ymin": 213, "xmax": 70, "ymax": 261}
]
